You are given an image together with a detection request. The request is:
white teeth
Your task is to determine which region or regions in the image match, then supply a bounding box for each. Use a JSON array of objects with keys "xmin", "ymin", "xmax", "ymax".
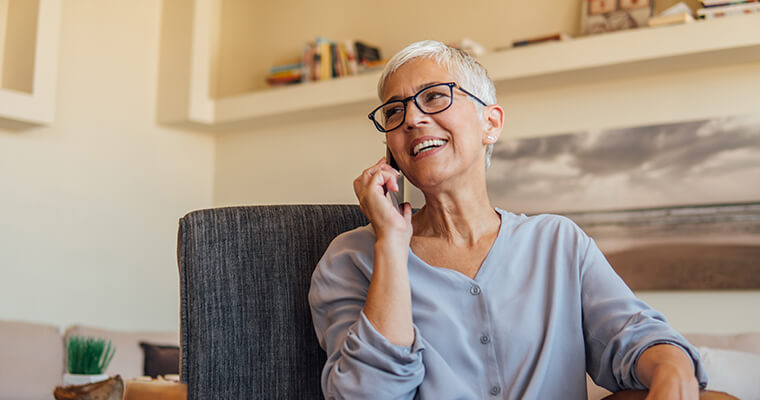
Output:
[{"xmin": 412, "ymin": 139, "xmax": 447, "ymax": 156}]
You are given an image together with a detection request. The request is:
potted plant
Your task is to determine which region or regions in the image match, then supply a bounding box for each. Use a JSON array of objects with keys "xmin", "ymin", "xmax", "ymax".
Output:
[{"xmin": 63, "ymin": 336, "xmax": 116, "ymax": 386}]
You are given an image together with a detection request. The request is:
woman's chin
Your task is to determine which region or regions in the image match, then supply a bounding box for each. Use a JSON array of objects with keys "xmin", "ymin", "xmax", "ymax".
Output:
[{"xmin": 409, "ymin": 175, "xmax": 453, "ymax": 194}]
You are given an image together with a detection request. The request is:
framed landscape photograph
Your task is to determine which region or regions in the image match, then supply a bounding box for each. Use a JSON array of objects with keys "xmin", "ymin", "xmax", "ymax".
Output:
[{"xmin": 487, "ymin": 113, "xmax": 760, "ymax": 290}]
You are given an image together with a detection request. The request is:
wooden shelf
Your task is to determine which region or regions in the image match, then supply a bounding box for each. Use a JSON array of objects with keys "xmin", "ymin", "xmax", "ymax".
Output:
[
  {"xmin": 0, "ymin": 0, "xmax": 62, "ymax": 128},
  {"xmin": 158, "ymin": 5, "xmax": 760, "ymax": 131}
]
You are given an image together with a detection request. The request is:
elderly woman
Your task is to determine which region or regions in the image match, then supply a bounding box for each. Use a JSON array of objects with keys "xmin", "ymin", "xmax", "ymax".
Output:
[{"xmin": 309, "ymin": 40, "xmax": 707, "ymax": 399}]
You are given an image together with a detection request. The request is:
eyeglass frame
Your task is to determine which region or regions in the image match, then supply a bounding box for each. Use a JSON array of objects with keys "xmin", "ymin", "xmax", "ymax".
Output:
[{"xmin": 368, "ymin": 82, "xmax": 489, "ymax": 133}]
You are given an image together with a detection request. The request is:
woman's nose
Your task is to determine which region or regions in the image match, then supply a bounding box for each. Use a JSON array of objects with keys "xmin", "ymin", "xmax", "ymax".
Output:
[{"xmin": 404, "ymin": 100, "xmax": 428, "ymax": 130}]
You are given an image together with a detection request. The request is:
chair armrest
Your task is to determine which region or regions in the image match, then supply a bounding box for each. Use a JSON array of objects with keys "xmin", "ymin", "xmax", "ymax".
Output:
[{"xmin": 603, "ymin": 390, "xmax": 738, "ymax": 400}]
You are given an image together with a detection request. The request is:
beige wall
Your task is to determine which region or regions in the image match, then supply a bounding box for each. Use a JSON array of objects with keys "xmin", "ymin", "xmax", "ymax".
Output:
[
  {"xmin": 213, "ymin": 3, "xmax": 760, "ymax": 334},
  {"xmin": 0, "ymin": 1, "xmax": 214, "ymax": 331}
]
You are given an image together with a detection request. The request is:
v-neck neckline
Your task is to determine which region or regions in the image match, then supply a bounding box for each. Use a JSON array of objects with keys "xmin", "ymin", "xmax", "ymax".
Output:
[{"xmin": 408, "ymin": 208, "xmax": 505, "ymax": 283}]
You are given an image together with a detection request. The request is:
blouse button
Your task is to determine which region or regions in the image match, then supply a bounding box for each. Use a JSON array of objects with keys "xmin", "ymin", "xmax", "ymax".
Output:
[
  {"xmin": 480, "ymin": 334, "xmax": 490, "ymax": 344},
  {"xmin": 469, "ymin": 286, "xmax": 481, "ymax": 295},
  {"xmin": 490, "ymin": 386, "xmax": 501, "ymax": 395}
]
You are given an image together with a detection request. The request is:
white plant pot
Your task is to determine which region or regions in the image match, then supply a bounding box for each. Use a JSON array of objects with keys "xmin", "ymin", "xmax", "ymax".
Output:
[{"xmin": 63, "ymin": 373, "xmax": 109, "ymax": 386}]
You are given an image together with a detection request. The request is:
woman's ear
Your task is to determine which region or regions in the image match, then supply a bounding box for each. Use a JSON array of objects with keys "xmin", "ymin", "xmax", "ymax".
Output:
[{"xmin": 482, "ymin": 105, "xmax": 504, "ymax": 144}]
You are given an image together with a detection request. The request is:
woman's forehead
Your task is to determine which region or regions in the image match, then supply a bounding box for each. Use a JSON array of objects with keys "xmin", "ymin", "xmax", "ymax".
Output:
[{"xmin": 382, "ymin": 58, "xmax": 453, "ymax": 101}]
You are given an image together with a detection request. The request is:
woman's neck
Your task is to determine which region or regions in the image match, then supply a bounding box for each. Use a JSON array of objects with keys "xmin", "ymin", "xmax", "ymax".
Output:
[{"xmin": 412, "ymin": 184, "xmax": 500, "ymax": 246}]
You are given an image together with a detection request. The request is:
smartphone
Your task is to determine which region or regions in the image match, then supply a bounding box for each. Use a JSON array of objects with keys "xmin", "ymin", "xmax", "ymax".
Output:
[{"xmin": 386, "ymin": 147, "xmax": 405, "ymax": 212}]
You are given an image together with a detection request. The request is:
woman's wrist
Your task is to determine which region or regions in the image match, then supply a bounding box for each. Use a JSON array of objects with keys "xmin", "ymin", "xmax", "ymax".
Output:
[
  {"xmin": 375, "ymin": 235, "xmax": 411, "ymax": 258},
  {"xmin": 637, "ymin": 344, "xmax": 697, "ymax": 387}
]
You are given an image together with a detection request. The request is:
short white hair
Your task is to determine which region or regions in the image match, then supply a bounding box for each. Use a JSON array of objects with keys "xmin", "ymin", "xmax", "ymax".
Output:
[{"xmin": 378, "ymin": 40, "xmax": 498, "ymax": 168}]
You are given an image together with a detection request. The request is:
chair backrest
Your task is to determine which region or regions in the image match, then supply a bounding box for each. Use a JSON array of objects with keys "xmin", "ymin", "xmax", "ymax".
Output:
[{"xmin": 177, "ymin": 205, "xmax": 368, "ymax": 399}]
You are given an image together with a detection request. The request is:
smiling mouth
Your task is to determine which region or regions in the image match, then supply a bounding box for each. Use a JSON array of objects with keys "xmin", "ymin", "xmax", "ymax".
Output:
[{"xmin": 412, "ymin": 139, "xmax": 448, "ymax": 156}]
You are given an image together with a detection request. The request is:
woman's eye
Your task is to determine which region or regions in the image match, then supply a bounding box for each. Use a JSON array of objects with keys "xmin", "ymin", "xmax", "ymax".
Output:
[
  {"xmin": 383, "ymin": 106, "xmax": 403, "ymax": 119},
  {"xmin": 423, "ymin": 90, "xmax": 449, "ymax": 103}
]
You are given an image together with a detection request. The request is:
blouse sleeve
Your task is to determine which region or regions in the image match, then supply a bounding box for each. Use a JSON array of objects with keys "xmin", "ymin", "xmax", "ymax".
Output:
[
  {"xmin": 578, "ymin": 234, "xmax": 709, "ymax": 392},
  {"xmin": 308, "ymin": 230, "xmax": 425, "ymax": 400}
]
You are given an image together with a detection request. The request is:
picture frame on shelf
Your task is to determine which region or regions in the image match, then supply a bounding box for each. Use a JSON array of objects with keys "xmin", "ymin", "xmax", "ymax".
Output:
[{"xmin": 581, "ymin": 0, "xmax": 654, "ymax": 35}]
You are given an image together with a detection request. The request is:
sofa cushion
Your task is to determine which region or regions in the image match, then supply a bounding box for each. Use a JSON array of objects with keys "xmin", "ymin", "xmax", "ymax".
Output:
[
  {"xmin": 65, "ymin": 326, "xmax": 178, "ymax": 379},
  {"xmin": 0, "ymin": 320, "xmax": 63, "ymax": 400},
  {"xmin": 587, "ymin": 373, "xmax": 613, "ymax": 400},
  {"xmin": 685, "ymin": 333, "xmax": 760, "ymax": 355},
  {"xmin": 699, "ymin": 346, "xmax": 760, "ymax": 400},
  {"xmin": 139, "ymin": 342, "xmax": 180, "ymax": 378}
]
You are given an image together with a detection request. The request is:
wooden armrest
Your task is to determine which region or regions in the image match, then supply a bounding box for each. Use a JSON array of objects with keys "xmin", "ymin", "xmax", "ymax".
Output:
[{"xmin": 123, "ymin": 380, "xmax": 187, "ymax": 400}]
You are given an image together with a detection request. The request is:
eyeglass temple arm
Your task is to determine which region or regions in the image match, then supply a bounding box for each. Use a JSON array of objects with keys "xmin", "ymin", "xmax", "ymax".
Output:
[{"xmin": 457, "ymin": 86, "xmax": 488, "ymax": 107}]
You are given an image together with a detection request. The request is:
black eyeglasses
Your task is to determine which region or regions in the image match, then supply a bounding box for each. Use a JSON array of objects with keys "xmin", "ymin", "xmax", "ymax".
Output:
[{"xmin": 368, "ymin": 82, "xmax": 488, "ymax": 133}]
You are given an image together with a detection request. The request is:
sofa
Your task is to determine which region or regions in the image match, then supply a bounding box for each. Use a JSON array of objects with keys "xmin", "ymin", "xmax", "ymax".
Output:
[
  {"xmin": 178, "ymin": 205, "xmax": 760, "ymax": 400},
  {"xmin": 0, "ymin": 319, "xmax": 178, "ymax": 400}
]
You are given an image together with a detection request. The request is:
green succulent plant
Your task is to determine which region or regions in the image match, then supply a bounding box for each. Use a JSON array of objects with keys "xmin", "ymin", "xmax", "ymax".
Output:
[{"xmin": 66, "ymin": 336, "xmax": 116, "ymax": 375}]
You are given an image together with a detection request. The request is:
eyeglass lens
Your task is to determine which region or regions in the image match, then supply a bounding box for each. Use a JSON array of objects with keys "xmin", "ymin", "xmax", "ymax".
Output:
[{"xmin": 375, "ymin": 84, "xmax": 453, "ymax": 131}]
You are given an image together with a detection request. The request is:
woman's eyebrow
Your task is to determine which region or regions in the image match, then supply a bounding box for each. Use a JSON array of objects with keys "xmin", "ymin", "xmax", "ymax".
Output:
[{"xmin": 385, "ymin": 81, "xmax": 443, "ymax": 102}]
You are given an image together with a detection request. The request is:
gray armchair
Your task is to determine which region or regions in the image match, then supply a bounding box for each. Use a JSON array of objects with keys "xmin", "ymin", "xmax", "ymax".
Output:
[{"xmin": 177, "ymin": 205, "xmax": 368, "ymax": 399}]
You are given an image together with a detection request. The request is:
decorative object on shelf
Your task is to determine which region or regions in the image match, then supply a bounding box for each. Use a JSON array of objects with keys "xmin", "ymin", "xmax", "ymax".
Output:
[
  {"xmin": 511, "ymin": 32, "xmax": 572, "ymax": 47},
  {"xmin": 63, "ymin": 336, "xmax": 116, "ymax": 386},
  {"xmin": 697, "ymin": 0, "xmax": 760, "ymax": 18},
  {"xmin": 648, "ymin": 1, "xmax": 695, "ymax": 26},
  {"xmin": 581, "ymin": 0, "xmax": 654, "ymax": 35},
  {"xmin": 487, "ymin": 113, "xmax": 760, "ymax": 290},
  {"xmin": 54, "ymin": 375, "xmax": 124, "ymax": 400},
  {"xmin": 451, "ymin": 38, "xmax": 488, "ymax": 56}
]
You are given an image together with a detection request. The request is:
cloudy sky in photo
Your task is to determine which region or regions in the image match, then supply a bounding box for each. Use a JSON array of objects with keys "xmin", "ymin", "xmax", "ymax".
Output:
[{"xmin": 487, "ymin": 113, "xmax": 760, "ymax": 214}]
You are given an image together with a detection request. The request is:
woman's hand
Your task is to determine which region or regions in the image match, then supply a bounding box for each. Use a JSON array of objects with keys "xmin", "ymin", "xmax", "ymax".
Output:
[
  {"xmin": 637, "ymin": 344, "xmax": 700, "ymax": 400},
  {"xmin": 353, "ymin": 157, "xmax": 412, "ymax": 243},
  {"xmin": 355, "ymin": 158, "xmax": 416, "ymax": 346}
]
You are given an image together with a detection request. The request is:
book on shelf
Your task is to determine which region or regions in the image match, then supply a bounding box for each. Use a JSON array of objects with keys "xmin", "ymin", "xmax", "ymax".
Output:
[
  {"xmin": 354, "ymin": 41, "xmax": 383, "ymax": 69},
  {"xmin": 700, "ymin": 0, "xmax": 756, "ymax": 7},
  {"xmin": 697, "ymin": 1, "xmax": 760, "ymax": 17},
  {"xmin": 317, "ymin": 38, "xmax": 332, "ymax": 81},
  {"xmin": 343, "ymin": 39, "xmax": 359, "ymax": 75},
  {"xmin": 511, "ymin": 32, "xmax": 571, "ymax": 47},
  {"xmin": 301, "ymin": 43, "xmax": 316, "ymax": 82},
  {"xmin": 648, "ymin": 12, "xmax": 694, "ymax": 25},
  {"xmin": 266, "ymin": 63, "xmax": 303, "ymax": 87},
  {"xmin": 648, "ymin": 2, "xmax": 695, "ymax": 26},
  {"xmin": 269, "ymin": 63, "xmax": 303, "ymax": 74}
]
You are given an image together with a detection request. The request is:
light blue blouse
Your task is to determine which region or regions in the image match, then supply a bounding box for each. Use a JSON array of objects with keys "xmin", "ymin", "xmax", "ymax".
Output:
[{"xmin": 309, "ymin": 209, "xmax": 708, "ymax": 399}]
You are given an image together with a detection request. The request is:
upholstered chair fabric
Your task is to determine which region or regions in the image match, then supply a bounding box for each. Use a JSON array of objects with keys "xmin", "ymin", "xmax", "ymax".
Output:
[{"xmin": 177, "ymin": 205, "xmax": 367, "ymax": 399}]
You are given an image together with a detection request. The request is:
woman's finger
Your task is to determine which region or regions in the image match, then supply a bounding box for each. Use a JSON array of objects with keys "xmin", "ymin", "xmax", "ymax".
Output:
[
  {"xmin": 360, "ymin": 162, "xmax": 397, "ymax": 184},
  {"xmin": 370, "ymin": 168, "xmax": 389, "ymax": 189},
  {"xmin": 402, "ymin": 203, "xmax": 413, "ymax": 221}
]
